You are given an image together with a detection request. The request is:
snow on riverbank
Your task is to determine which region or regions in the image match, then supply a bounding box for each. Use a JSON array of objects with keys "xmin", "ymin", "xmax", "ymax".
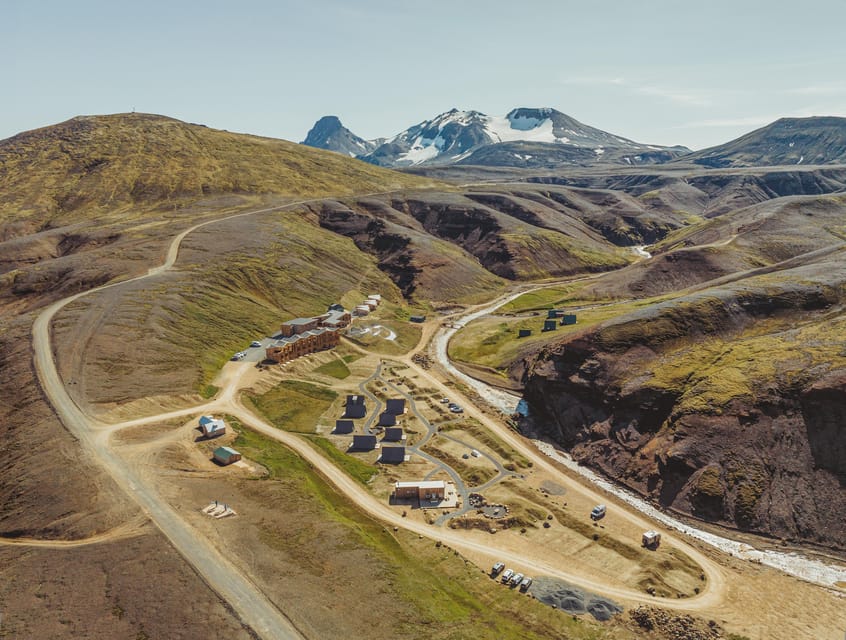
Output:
[
  {"xmin": 432, "ymin": 286, "xmax": 846, "ymax": 591},
  {"xmin": 632, "ymin": 245, "xmax": 652, "ymax": 259},
  {"xmin": 532, "ymin": 441, "xmax": 846, "ymax": 590},
  {"xmin": 432, "ymin": 292, "xmax": 523, "ymax": 414}
]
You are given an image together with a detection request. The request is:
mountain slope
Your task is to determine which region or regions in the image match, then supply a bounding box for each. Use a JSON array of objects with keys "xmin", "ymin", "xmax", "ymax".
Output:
[
  {"xmin": 301, "ymin": 115, "xmax": 380, "ymax": 156},
  {"xmin": 521, "ymin": 248, "xmax": 846, "ymax": 550},
  {"xmin": 0, "ymin": 113, "xmax": 435, "ymax": 237},
  {"xmin": 682, "ymin": 116, "xmax": 846, "ymax": 168}
]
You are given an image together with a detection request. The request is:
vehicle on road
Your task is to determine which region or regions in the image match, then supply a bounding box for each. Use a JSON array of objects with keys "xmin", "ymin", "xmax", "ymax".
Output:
[
  {"xmin": 449, "ymin": 404, "xmax": 464, "ymax": 413},
  {"xmin": 250, "ymin": 340, "xmax": 262, "ymax": 348},
  {"xmin": 440, "ymin": 397, "xmax": 450, "ymax": 404},
  {"xmin": 491, "ymin": 561, "xmax": 505, "ymax": 577},
  {"xmin": 471, "ymin": 449, "xmax": 481, "ymax": 458},
  {"xmin": 231, "ymin": 351, "xmax": 247, "ymax": 361},
  {"xmin": 590, "ymin": 504, "xmax": 606, "ymax": 521},
  {"xmin": 519, "ymin": 577, "xmax": 533, "ymax": 592},
  {"xmin": 510, "ymin": 572, "xmax": 524, "ymax": 587},
  {"xmin": 500, "ymin": 568, "xmax": 514, "ymax": 584}
]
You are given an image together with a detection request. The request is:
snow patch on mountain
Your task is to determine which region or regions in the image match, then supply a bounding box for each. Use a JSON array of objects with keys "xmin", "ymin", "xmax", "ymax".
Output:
[{"xmin": 485, "ymin": 115, "xmax": 556, "ymax": 144}]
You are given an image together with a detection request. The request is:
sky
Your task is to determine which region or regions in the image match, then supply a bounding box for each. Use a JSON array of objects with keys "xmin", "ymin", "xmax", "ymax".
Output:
[{"xmin": 3, "ymin": 0, "xmax": 846, "ymax": 150}]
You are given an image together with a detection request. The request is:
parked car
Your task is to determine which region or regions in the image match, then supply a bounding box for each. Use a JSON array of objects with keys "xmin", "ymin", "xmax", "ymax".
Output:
[
  {"xmin": 491, "ymin": 562, "xmax": 505, "ymax": 577},
  {"xmin": 440, "ymin": 397, "xmax": 451, "ymax": 404},
  {"xmin": 500, "ymin": 569, "xmax": 514, "ymax": 584},
  {"xmin": 590, "ymin": 504, "xmax": 607, "ymax": 521},
  {"xmin": 449, "ymin": 405, "xmax": 464, "ymax": 414},
  {"xmin": 519, "ymin": 577, "xmax": 533, "ymax": 592},
  {"xmin": 250, "ymin": 340, "xmax": 262, "ymax": 348},
  {"xmin": 471, "ymin": 449, "xmax": 481, "ymax": 458},
  {"xmin": 510, "ymin": 572, "xmax": 524, "ymax": 587}
]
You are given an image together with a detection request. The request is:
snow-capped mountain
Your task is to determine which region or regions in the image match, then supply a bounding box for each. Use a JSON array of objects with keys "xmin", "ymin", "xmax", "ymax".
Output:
[
  {"xmin": 301, "ymin": 108, "xmax": 690, "ymax": 168},
  {"xmin": 301, "ymin": 115, "xmax": 380, "ymax": 157}
]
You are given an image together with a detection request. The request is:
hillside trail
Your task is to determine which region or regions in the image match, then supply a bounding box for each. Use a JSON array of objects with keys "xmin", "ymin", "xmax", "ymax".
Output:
[{"xmin": 0, "ymin": 514, "xmax": 149, "ymax": 548}]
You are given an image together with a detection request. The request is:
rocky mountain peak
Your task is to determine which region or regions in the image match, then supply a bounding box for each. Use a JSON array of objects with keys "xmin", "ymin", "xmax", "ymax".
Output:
[{"xmin": 301, "ymin": 115, "xmax": 377, "ymax": 157}]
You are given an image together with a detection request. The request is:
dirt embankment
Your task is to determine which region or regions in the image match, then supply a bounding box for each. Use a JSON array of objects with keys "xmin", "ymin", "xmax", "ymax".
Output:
[{"xmin": 521, "ymin": 276, "xmax": 846, "ymax": 551}]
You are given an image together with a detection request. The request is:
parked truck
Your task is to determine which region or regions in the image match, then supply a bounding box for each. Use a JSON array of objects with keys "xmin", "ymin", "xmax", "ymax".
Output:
[
  {"xmin": 510, "ymin": 572, "xmax": 524, "ymax": 587},
  {"xmin": 519, "ymin": 577, "xmax": 533, "ymax": 592},
  {"xmin": 500, "ymin": 568, "xmax": 514, "ymax": 584},
  {"xmin": 491, "ymin": 561, "xmax": 505, "ymax": 577},
  {"xmin": 590, "ymin": 504, "xmax": 606, "ymax": 520},
  {"xmin": 642, "ymin": 530, "xmax": 661, "ymax": 549}
]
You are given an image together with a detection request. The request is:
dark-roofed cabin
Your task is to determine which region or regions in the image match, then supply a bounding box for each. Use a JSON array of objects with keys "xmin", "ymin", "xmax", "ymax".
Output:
[
  {"xmin": 547, "ymin": 309, "xmax": 563, "ymax": 319},
  {"xmin": 344, "ymin": 395, "xmax": 367, "ymax": 419},
  {"xmin": 561, "ymin": 314, "xmax": 577, "ymax": 325},
  {"xmin": 351, "ymin": 434, "xmax": 377, "ymax": 451},
  {"xmin": 383, "ymin": 427, "xmax": 404, "ymax": 442},
  {"xmin": 213, "ymin": 446, "xmax": 241, "ymax": 466},
  {"xmin": 518, "ymin": 329, "xmax": 532, "ymax": 338},
  {"xmin": 333, "ymin": 419, "xmax": 355, "ymax": 434},
  {"xmin": 379, "ymin": 446, "xmax": 406, "ymax": 464},
  {"xmin": 409, "ymin": 315, "xmax": 426, "ymax": 323},
  {"xmin": 377, "ymin": 412, "xmax": 397, "ymax": 427},
  {"xmin": 542, "ymin": 319, "xmax": 557, "ymax": 332},
  {"xmin": 384, "ymin": 398, "xmax": 406, "ymax": 415}
]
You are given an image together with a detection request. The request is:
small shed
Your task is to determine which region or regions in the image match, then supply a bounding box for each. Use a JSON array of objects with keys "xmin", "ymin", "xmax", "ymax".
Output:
[
  {"xmin": 561, "ymin": 314, "xmax": 577, "ymax": 325},
  {"xmin": 542, "ymin": 319, "xmax": 558, "ymax": 332},
  {"xmin": 334, "ymin": 419, "xmax": 355, "ymax": 434},
  {"xmin": 377, "ymin": 412, "xmax": 397, "ymax": 427},
  {"xmin": 199, "ymin": 415, "xmax": 227, "ymax": 438},
  {"xmin": 354, "ymin": 305, "xmax": 370, "ymax": 316},
  {"xmin": 213, "ymin": 446, "xmax": 241, "ymax": 466},
  {"xmin": 518, "ymin": 328, "xmax": 532, "ymax": 338},
  {"xmin": 368, "ymin": 294, "xmax": 382, "ymax": 302},
  {"xmin": 351, "ymin": 434, "xmax": 377, "ymax": 451},
  {"xmin": 383, "ymin": 427, "xmax": 404, "ymax": 442},
  {"xmin": 380, "ymin": 446, "xmax": 406, "ymax": 464},
  {"xmin": 384, "ymin": 398, "xmax": 406, "ymax": 415},
  {"xmin": 642, "ymin": 530, "xmax": 661, "ymax": 549},
  {"xmin": 409, "ymin": 315, "xmax": 426, "ymax": 323}
]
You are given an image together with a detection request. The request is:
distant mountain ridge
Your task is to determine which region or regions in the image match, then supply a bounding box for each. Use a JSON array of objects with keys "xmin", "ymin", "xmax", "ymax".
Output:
[
  {"xmin": 681, "ymin": 116, "xmax": 846, "ymax": 168},
  {"xmin": 302, "ymin": 107, "xmax": 690, "ymax": 168}
]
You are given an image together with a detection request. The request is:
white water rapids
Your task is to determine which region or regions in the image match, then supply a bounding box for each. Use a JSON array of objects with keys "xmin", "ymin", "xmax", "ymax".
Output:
[{"xmin": 432, "ymin": 288, "xmax": 846, "ymax": 591}]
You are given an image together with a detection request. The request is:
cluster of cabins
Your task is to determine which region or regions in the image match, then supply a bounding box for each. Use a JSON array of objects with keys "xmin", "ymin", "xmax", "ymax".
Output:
[
  {"xmin": 518, "ymin": 309, "xmax": 577, "ymax": 338},
  {"xmin": 265, "ymin": 304, "xmax": 351, "ymax": 364},
  {"xmin": 352, "ymin": 294, "xmax": 382, "ymax": 317},
  {"xmin": 333, "ymin": 395, "xmax": 409, "ymax": 463}
]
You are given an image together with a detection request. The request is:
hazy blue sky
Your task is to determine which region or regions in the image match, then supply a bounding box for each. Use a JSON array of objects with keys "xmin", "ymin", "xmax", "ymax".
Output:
[{"xmin": 3, "ymin": 0, "xmax": 846, "ymax": 150}]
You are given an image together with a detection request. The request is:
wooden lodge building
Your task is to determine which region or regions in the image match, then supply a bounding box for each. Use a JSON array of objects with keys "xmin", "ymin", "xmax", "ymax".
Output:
[
  {"xmin": 266, "ymin": 304, "xmax": 350, "ymax": 364},
  {"xmin": 265, "ymin": 327, "xmax": 339, "ymax": 364}
]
